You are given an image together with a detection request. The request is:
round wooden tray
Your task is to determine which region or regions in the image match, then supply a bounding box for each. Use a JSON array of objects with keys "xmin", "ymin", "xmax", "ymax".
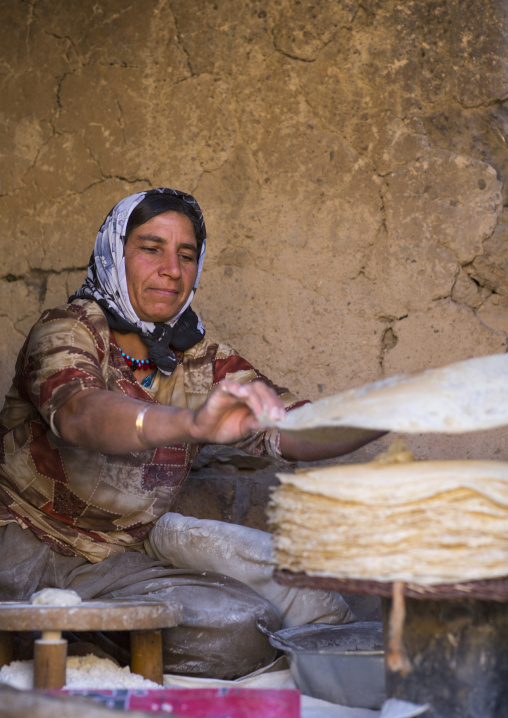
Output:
[
  {"xmin": 274, "ymin": 569, "xmax": 508, "ymax": 601},
  {"xmin": 0, "ymin": 599, "xmax": 182, "ymax": 631}
]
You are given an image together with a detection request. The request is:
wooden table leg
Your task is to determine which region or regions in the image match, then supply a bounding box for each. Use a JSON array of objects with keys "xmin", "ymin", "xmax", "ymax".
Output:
[
  {"xmin": 34, "ymin": 631, "xmax": 67, "ymax": 689},
  {"xmin": 0, "ymin": 631, "xmax": 13, "ymax": 668},
  {"xmin": 130, "ymin": 629, "xmax": 163, "ymax": 685}
]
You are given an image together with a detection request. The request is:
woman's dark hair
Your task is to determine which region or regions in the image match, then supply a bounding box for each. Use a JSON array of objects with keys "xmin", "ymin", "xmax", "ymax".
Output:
[{"xmin": 125, "ymin": 193, "xmax": 204, "ymax": 250}]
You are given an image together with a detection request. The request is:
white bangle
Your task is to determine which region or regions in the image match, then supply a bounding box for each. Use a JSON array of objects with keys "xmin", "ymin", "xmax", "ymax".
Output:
[{"xmin": 135, "ymin": 405, "xmax": 151, "ymax": 447}]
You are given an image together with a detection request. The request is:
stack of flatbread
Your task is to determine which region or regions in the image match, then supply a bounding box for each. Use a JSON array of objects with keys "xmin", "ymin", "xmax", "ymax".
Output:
[
  {"xmin": 268, "ymin": 353, "xmax": 508, "ymax": 585},
  {"xmin": 269, "ymin": 460, "xmax": 508, "ymax": 585}
]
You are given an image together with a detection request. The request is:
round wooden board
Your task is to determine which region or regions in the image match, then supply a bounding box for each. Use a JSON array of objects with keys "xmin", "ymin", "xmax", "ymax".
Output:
[{"xmin": 0, "ymin": 600, "xmax": 182, "ymax": 631}]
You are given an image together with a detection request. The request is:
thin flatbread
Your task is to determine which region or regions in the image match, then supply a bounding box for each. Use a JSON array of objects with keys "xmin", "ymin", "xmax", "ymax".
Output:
[
  {"xmin": 273, "ymin": 353, "xmax": 508, "ymax": 441},
  {"xmin": 269, "ymin": 459, "xmax": 508, "ymax": 584}
]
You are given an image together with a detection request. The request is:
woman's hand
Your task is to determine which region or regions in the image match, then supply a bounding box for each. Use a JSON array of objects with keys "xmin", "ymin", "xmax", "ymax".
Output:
[{"xmin": 189, "ymin": 379, "xmax": 286, "ymax": 444}]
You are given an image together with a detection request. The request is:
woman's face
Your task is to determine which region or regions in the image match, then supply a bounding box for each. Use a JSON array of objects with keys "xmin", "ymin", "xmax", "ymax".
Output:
[{"xmin": 124, "ymin": 210, "xmax": 198, "ymax": 323}]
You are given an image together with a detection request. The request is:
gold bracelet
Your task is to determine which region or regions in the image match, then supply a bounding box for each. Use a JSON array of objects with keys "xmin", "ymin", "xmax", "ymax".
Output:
[{"xmin": 135, "ymin": 405, "xmax": 151, "ymax": 447}]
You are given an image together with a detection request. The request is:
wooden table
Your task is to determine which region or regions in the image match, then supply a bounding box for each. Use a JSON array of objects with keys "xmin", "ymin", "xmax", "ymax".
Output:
[{"xmin": 0, "ymin": 600, "xmax": 182, "ymax": 689}]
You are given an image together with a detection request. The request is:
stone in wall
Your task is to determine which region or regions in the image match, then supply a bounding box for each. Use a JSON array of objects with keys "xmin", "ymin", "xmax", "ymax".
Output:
[
  {"xmin": 470, "ymin": 207, "xmax": 508, "ymax": 299},
  {"xmin": 0, "ymin": 280, "xmax": 41, "ymax": 397},
  {"xmin": 172, "ymin": 445, "xmax": 290, "ymax": 531}
]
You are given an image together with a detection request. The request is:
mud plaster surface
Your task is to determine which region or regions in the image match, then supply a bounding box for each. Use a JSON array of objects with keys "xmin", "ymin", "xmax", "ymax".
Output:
[{"xmin": 2, "ymin": 0, "xmax": 508, "ymax": 480}]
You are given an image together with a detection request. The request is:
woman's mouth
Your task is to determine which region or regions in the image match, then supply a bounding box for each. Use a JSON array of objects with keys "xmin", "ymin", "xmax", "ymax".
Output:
[{"xmin": 149, "ymin": 287, "xmax": 179, "ymax": 297}]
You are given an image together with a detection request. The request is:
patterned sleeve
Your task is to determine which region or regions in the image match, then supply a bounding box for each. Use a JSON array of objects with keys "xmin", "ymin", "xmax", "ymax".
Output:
[
  {"xmin": 212, "ymin": 349, "xmax": 310, "ymax": 459},
  {"xmin": 15, "ymin": 303, "xmax": 109, "ymax": 436}
]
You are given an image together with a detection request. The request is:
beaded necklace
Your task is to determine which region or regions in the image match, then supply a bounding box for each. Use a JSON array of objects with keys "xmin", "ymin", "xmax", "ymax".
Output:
[{"xmin": 120, "ymin": 351, "xmax": 157, "ymax": 372}]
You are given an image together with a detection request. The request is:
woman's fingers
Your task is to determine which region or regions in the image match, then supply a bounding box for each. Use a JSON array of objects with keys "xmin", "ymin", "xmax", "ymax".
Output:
[
  {"xmin": 190, "ymin": 380, "xmax": 286, "ymax": 444},
  {"xmin": 217, "ymin": 380, "xmax": 286, "ymax": 423}
]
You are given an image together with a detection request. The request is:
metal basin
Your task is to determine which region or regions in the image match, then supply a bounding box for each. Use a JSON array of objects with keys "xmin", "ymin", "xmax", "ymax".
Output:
[{"xmin": 258, "ymin": 620, "xmax": 386, "ymax": 709}]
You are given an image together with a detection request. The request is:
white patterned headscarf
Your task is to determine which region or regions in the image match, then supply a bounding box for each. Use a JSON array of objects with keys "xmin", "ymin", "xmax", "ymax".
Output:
[{"xmin": 71, "ymin": 188, "xmax": 206, "ymax": 374}]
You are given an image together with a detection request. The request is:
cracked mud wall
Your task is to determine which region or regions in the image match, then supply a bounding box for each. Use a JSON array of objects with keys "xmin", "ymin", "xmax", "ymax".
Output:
[{"xmin": 2, "ymin": 0, "xmax": 508, "ymax": 471}]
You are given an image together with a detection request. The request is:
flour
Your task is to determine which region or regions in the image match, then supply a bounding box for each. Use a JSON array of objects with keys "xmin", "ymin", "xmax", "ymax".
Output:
[{"xmin": 0, "ymin": 655, "xmax": 160, "ymax": 690}]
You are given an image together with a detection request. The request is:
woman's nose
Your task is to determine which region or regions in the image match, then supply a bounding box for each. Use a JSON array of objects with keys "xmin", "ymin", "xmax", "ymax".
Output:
[{"xmin": 160, "ymin": 251, "xmax": 182, "ymax": 278}]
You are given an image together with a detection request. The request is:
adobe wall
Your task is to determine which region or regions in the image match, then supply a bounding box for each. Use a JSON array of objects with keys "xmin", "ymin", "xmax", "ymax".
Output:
[{"xmin": 2, "ymin": 1, "xmax": 508, "ymax": 519}]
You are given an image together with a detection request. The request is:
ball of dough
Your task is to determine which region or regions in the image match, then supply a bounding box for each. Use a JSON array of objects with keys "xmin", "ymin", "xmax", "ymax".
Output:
[{"xmin": 30, "ymin": 588, "xmax": 82, "ymax": 606}]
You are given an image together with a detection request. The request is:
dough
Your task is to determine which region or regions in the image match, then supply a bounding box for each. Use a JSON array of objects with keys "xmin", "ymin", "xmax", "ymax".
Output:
[
  {"xmin": 271, "ymin": 353, "xmax": 508, "ymax": 441},
  {"xmin": 30, "ymin": 588, "xmax": 82, "ymax": 606},
  {"xmin": 269, "ymin": 459, "xmax": 508, "ymax": 585}
]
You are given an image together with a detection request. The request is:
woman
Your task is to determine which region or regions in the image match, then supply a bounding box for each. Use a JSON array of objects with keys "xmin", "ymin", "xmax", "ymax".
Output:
[{"xmin": 0, "ymin": 188, "xmax": 383, "ymax": 678}]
